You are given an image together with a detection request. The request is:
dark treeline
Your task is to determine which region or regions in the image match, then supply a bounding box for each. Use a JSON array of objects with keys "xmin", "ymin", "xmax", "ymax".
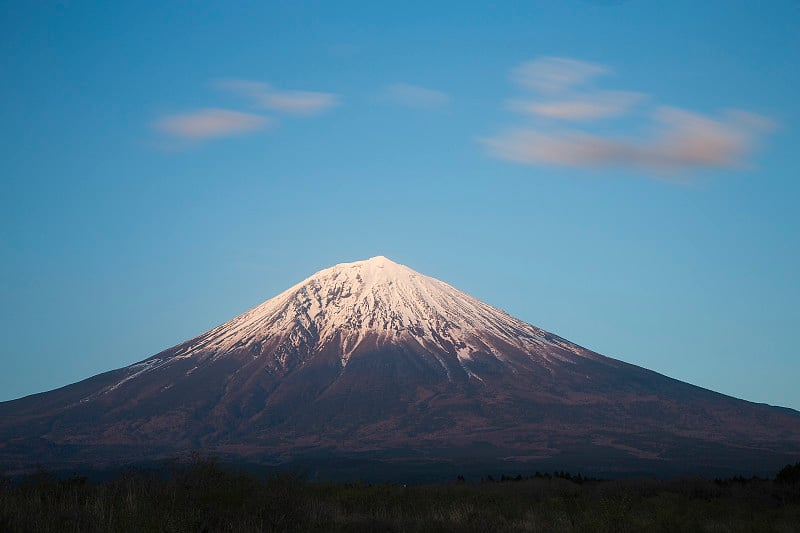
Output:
[
  {"xmin": 1, "ymin": 456, "xmax": 799, "ymax": 532},
  {"xmin": 472, "ymin": 471, "xmax": 601, "ymax": 484}
]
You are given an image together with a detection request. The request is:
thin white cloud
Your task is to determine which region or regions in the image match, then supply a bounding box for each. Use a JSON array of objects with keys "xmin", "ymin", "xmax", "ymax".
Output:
[
  {"xmin": 485, "ymin": 56, "xmax": 774, "ymax": 178},
  {"xmin": 508, "ymin": 91, "xmax": 644, "ymax": 121},
  {"xmin": 482, "ymin": 108, "xmax": 774, "ymax": 173},
  {"xmin": 512, "ymin": 57, "xmax": 608, "ymax": 93},
  {"xmin": 383, "ymin": 83, "xmax": 450, "ymax": 109},
  {"xmin": 260, "ymin": 89, "xmax": 338, "ymax": 116},
  {"xmin": 217, "ymin": 79, "xmax": 338, "ymax": 116},
  {"xmin": 154, "ymin": 108, "xmax": 269, "ymax": 141}
]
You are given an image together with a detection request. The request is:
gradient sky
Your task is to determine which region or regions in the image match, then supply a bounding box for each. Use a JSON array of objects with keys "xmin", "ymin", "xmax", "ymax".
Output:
[{"xmin": 2, "ymin": 1, "xmax": 799, "ymax": 410}]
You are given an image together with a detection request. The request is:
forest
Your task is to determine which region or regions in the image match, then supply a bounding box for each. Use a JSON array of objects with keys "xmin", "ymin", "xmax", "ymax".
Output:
[{"xmin": 2, "ymin": 457, "xmax": 799, "ymax": 532}]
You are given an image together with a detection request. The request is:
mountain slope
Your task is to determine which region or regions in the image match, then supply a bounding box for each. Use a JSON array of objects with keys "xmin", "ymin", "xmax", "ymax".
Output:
[{"xmin": 1, "ymin": 256, "xmax": 799, "ymax": 477}]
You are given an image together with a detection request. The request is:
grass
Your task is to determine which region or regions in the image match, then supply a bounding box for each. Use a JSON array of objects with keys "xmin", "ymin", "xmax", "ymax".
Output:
[{"xmin": 1, "ymin": 456, "xmax": 799, "ymax": 532}]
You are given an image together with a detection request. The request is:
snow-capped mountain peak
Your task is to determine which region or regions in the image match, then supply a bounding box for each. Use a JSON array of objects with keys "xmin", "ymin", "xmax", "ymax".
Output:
[
  {"xmin": 163, "ymin": 256, "xmax": 596, "ymax": 375},
  {"xmin": 7, "ymin": 256, "xmax": 800, "ymax": 479}
]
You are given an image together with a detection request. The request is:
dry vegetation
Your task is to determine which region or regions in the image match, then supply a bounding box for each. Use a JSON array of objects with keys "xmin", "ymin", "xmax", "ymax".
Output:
[{"xmin": 1, "ymin": 457, "xmax": 799, "ymax": 532}]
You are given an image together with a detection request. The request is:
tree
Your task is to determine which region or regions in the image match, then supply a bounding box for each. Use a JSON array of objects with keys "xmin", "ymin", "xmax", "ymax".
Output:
[{"xmin": 776, "ymin": 462, "xmax": 800, "ymax": 485}]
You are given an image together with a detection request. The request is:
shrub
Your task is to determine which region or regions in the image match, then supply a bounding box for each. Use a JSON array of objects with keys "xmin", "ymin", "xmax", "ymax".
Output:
[{"xmin": 776, "ymin": 462, "xmax": 800, "ymax": 485}]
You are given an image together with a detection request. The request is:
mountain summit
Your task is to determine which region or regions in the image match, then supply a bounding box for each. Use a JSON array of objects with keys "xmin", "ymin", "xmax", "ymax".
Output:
[
  {"xmin": 1, "ymin": 256, "xmax": 799, "ymax": 478},
  {"xmin": 178, "ymin": 255, "xmax": 599, "ymax": 379}
]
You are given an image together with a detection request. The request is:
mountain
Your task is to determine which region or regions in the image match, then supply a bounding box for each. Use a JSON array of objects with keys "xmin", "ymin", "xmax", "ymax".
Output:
[{"xmin": 1, "ymin": 256, "xmax": 799, "ymax": 479}]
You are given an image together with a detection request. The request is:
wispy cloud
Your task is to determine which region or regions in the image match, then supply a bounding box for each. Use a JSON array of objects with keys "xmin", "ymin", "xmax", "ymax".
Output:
[
  {"xmin": 217, "ymin": 79, "xmax": 338, "ymax": 116},
  {"xmin": 151, "ymin": 77, "xmax": 336, "ymax": 149},
  {"xmin": 382, "ymin": 83, "xmax": 450, "ymax": 109},
  {"xmin": 483, "ymin": 108, "xmax": 773, "ymax": 173},
  {"xmin": 508, "ymin": 91, "xmax": 644, "ymax": 121},
  {"xmin": 484, "ymin": 57, "xmax": 774, "ymax": 177},
  {"xmin": 154, "ymin": 108, "xmax": 269, "ymax": 141},
  {"xmin": 512, "ymin": 57, "xmax": 608, "ymax": 93}
]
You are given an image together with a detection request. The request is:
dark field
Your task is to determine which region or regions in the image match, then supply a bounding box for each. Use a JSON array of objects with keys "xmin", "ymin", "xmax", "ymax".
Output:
[{"xmin": 2, "ymin": 458, "xmax": 799, "ymax": 532}]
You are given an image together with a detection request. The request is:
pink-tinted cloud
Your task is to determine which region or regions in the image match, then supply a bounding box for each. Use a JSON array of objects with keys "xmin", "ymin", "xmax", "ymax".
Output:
[
  {"xmin": 383, "ymin": 83, "xmax": 450, "ymax": 109},
  {"xmin": 217, "ymin": 79, "xmax": 338, "ymax": 116},
  {"xmin": 508, "ymin": 91, "xmax": 644, "ymax": 121},
  {"xmin": 482, "ymin": 108, "xmax": 774, "ymax": 173},
  {"xmin": 512, "ymin": 57, "xmax": 608, "ymax": 93},
  {"xmin": 155, "ymin": 108, "xmax": 268, "ymax": 141},
  {"xmin": 486, "ymin": 56, "xmax": 775, "ymax": 177}
]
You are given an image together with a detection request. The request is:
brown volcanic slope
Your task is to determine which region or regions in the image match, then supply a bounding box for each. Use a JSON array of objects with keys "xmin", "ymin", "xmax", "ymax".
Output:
[{"xmin": 1, "ymin": 256, "xmax": 799, "ymax": 477}]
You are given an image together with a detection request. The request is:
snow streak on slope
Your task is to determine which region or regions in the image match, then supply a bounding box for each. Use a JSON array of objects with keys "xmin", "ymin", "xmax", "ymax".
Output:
[
  {"xmin": 10, "ymin": 257, "xmax": 800, "ymax": 478},
  {"xmin": 91, "ymin": 256, "xmax": 606, "ymax": 397},
  {"xmin": 165, "ymin": 256, "xmax": 598, "ymax": 371}
]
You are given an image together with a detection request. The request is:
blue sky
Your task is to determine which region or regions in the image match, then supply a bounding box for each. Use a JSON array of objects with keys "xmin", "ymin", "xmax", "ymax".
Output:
[{"xmin": 2, "ymin": 1, "xmax": 799, "ymax": 409}]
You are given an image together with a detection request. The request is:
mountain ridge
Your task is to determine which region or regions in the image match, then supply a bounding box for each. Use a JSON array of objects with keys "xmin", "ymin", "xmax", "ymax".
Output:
[{"xmin": 1, "ymin": 255, "xmax": 799, "ymax": 478}]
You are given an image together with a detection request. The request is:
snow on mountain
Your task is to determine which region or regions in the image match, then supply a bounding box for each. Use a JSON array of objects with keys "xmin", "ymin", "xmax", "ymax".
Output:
[
  {"xmin": 4, "ymin": 255, "xmax": 800, "ymax": 478},
  {"xmin": 126, "ymin": 256, "xmax": 597, "ymax": 382}
]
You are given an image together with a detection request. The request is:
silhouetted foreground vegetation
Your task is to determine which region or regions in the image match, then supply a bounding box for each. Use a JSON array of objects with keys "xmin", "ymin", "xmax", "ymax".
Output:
[{"xmin": 2, "ymin": 457, "xmax": 800, "ymax": 532}]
